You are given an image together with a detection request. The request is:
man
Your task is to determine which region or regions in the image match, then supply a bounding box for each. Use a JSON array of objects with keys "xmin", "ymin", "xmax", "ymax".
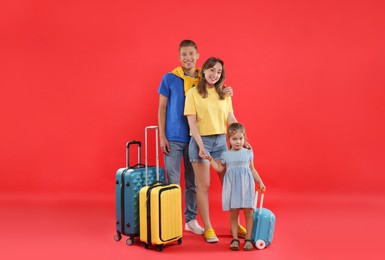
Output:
[{"xmin": 157, "ymin": 40, "xmax": 246, "ymax": 238}]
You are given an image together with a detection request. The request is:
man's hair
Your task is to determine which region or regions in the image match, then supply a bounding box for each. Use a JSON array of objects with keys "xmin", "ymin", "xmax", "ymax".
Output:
[{"xmin": 179, "ymin": 39, "xmax": 198, "ymax": 51}]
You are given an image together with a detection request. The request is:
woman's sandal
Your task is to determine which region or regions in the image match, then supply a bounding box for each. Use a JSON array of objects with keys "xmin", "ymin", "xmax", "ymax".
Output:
[
  {"xmin": 230, "ymin": 239, "xmax": 240, "ymax": 251},
  {"xmin": 244, "ymin": 239, "xmax": 254, "ymax": 251}
]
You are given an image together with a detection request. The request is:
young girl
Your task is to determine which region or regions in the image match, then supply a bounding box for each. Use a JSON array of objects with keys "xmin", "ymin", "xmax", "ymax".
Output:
[{"xmin": 205, "ymin": 122, "xmax": 266, "ymax": 251}]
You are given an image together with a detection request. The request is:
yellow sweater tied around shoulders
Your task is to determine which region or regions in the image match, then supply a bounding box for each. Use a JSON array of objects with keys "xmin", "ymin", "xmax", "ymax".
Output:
[{"xmin": 171, "ymin": 67, "xmax": 201, "ymax": 95}]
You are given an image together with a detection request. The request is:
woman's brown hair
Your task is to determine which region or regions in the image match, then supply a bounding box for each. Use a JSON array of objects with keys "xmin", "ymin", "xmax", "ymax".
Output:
[{"xmin": 197, "ymin": 57, "xmax": 226, "ymax": 99}]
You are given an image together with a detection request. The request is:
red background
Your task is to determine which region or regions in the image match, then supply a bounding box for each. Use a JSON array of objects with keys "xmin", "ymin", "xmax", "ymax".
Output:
[{"xmin": 1, "ymin": 0, "xmax": 384, "ymax": 259}]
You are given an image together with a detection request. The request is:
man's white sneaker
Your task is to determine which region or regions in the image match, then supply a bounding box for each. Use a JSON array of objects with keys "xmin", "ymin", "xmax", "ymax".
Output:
[{"xmin": 185, "ymin": 219, "xmax": 204, "ymax": 235}]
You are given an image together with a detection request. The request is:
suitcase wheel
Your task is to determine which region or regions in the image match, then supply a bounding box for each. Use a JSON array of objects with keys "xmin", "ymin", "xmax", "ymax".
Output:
[
  {"xmin": 156, "ymin": 245, "xmax": 163, "ymax": 252},
  {"xmin": 126, "ymin": 237, "xmax": 134, "ymax": 246},
  {"xmin": 177, "ymin": 238, "xmax": 182, "ymax": 245},
  {"xmin": 255, "ymin": 239, "xmax": 266, "ymax": 249},
  {"xmin": 143, "ymin": 243, "xmax": 149, "ymax": 249},
  {"xmin": 113, "ymin": 234, "xmax": 121, "ymax": 242}
]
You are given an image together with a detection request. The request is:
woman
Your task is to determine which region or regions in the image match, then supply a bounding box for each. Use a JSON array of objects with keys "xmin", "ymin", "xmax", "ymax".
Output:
[{"xmin": 184, "ymin": 57, "xmax": 239, "ymax": 243}]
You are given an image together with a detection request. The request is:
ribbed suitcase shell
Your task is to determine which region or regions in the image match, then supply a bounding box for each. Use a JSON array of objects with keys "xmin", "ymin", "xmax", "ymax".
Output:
[
  {"xmin": 114, "ymin": 140, "xmax": 165, "ymax": 245},
  {"xmin": 139, "ymin": 183, "xmax": 183, "ymax": 251}
]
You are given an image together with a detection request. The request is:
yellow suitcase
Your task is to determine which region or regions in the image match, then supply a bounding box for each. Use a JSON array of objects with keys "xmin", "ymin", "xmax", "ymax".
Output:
[
  {"xmin": 139, "ymin": 126, "xmax": 183, "ymax": 251},
  {"xmin": 139, "ymin": 183, "xmax": 183, "ymax": 251}
]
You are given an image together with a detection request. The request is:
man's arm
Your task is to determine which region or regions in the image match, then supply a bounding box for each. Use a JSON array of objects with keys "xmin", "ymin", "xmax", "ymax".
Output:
[{"xmin": 158, "ymin": 94, "xmax": 170, "ymax": 155}]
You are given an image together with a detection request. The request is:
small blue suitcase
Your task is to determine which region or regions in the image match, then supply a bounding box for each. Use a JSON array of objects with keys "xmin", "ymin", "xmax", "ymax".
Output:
[
  {"xmin": 251, "ymin": 191, "xmax": 276, "ymax": 249},
  {"xmin": 114, "ymin": 140, "xmax": 165, "ymax": 245}
]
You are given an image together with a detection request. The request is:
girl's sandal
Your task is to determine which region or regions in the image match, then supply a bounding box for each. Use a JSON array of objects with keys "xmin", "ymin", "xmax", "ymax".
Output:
[
  {"xmin": 244, "ymin": 239, "xmax": 254, "ymax": 251},
  {"xmin": 230, "ymin": 239, "xmax": 240, "ymax": 251}
]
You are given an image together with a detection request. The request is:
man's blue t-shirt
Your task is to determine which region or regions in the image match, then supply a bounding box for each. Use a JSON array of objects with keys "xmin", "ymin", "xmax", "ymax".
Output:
[{"xmin": 158, "ymin": 73, "xmax": 190, "ymax": 143}]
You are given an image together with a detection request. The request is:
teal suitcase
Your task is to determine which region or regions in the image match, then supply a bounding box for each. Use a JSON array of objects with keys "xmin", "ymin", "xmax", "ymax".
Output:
[{"xmin": 114, "ymin": 140, "xmax": 165, "ymax": 245}]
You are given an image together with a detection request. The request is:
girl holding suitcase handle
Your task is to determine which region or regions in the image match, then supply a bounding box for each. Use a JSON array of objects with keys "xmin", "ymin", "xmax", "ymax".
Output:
[{"xmin": 205, "ymin": 122, "xmax": 266, "ymax": 251}]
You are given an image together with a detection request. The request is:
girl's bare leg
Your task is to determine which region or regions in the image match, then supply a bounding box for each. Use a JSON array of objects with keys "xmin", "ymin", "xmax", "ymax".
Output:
[
  {"xmin": 230, "ymin": 209, "xmax": 239, "ymax": 239},
  {"xmin": 244, "ymin": 208, "xmax": 254, "ymax": 240}
]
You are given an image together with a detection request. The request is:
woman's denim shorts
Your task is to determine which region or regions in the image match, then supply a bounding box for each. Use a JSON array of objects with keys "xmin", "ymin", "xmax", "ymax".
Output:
[{"xmin": 189, "ymin": 134, "xmax": 228, "ymax": 163}]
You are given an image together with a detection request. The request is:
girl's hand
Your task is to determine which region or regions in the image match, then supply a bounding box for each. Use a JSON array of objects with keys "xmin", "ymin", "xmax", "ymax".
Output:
[
  {"xmin": 204, "ymin": 154, "xmax": 212, "ymax": 161},
  {"xmin": 258, "ymin": 182, "xmax": 266, "ymax": 193}
]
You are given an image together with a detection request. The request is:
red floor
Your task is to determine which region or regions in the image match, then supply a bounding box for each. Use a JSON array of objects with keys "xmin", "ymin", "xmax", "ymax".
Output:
[{"xmin": 1, "ymin": 191, "xmax": 384, "ymax": 260}]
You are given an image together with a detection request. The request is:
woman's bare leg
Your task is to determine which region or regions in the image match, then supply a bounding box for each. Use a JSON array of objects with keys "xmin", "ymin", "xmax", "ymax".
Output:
[{"xmin": 192, "ymin": 162, "xmax": 212, "ymax": 230}]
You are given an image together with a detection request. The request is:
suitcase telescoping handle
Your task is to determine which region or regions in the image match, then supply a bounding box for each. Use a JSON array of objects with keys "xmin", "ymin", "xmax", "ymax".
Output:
[
  {"xmin": 254, "ymin": 189, "xmax": 266, "ymax": 215},
  {"xmin": 126, "ymin": 140, "xmax": 142, "ymax": 168},
  {"xmin": 144, "ymin": 126, "xmax": 160, "ymax": 186}
]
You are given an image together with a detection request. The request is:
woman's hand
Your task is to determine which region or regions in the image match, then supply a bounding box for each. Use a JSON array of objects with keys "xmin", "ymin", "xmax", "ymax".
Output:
[{"xmin": 198, "ymin": 146, "xmax": 207, "ymax": 159}]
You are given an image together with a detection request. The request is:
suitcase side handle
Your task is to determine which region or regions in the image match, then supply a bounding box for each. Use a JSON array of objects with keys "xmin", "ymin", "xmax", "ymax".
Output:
[
  {"xmin": 144, "ymin": 126, "xmax": 160, "ymax": 186},
  {"xmin": 126, "ymin": 140, "xmax": 142, "ymax": 168}
]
